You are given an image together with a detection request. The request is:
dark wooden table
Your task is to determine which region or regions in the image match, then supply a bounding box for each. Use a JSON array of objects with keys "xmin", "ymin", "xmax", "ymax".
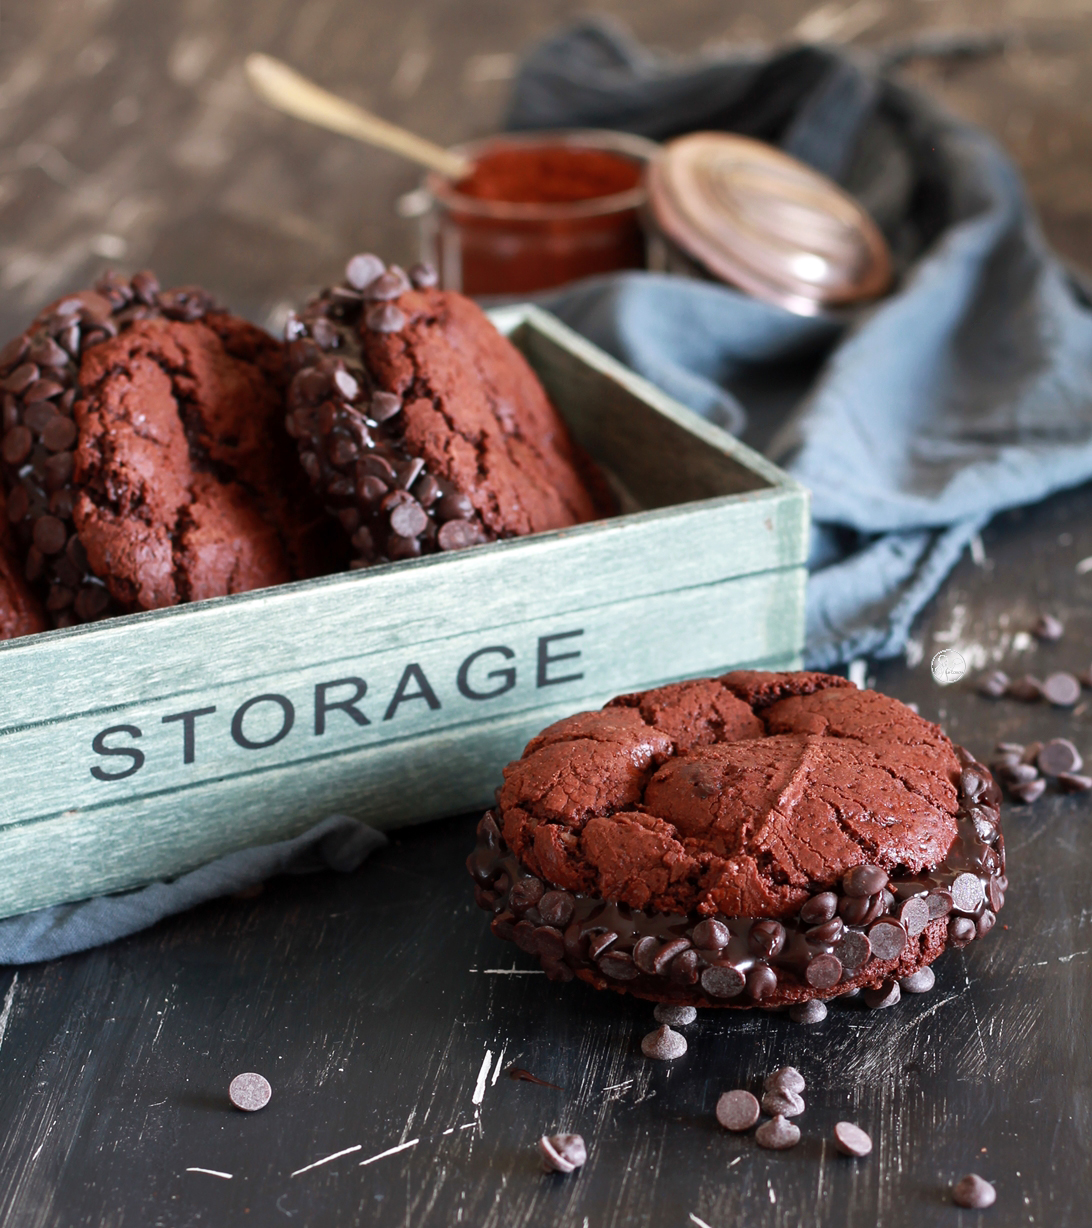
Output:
[{"xmin": 2, "ymin": 1, "xmax": 1092, "ymax": 1225}]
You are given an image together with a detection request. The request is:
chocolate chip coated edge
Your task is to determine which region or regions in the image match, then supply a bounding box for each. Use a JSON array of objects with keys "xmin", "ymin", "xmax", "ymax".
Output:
[{"xmin": 468, "ymin": 670, "xmax": 1006, "ymax": 1008}]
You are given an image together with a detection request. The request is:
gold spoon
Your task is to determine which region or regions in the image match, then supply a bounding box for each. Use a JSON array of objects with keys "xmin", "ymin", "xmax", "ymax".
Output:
[{"xmin": 244, "ymin": 53, "xmax": 473, "ymax": 181}]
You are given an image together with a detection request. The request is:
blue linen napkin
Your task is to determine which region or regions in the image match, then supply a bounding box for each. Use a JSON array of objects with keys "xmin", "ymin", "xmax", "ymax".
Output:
[{"xmin": 515, "ymin": 18, "xmax": 1092, "ymax": 668}]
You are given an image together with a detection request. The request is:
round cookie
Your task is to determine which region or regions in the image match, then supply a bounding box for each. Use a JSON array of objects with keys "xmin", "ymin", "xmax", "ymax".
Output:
[
  {"xmin": 0, "ymin": 271, "xmax": 340, "ymax": 628},
  {"xmin": 283, "ymin": 255, "xmax": 610, "ymax": 567},
  {"xmin": 468, "ymin": 670, "xmax": 1006, "ymax": 1008}
]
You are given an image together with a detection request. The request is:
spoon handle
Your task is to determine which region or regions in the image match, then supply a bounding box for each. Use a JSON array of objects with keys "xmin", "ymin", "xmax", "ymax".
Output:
[{"xmin": 245, "ymin": 53, "xmax": 472, "ymax": 180}]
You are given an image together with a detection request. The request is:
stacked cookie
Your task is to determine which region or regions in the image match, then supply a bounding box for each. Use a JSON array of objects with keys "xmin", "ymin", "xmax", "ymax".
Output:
[{"xmin": 0, "ymin": 258, "xmax": 606, "ymax": 636}]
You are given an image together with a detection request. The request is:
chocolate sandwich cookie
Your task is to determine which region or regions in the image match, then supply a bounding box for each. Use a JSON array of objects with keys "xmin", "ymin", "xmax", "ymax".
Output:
[
  {"xmin": 0, "ymin": 271, "xmax": 339, "ymax": 628},
  {"xmin": 283, "ymin": 255, "xmax": 608, "ymax": 567},
  {"xmin": 468, "ymin": 670, "xmax": 1006, "ymax": 1008}
]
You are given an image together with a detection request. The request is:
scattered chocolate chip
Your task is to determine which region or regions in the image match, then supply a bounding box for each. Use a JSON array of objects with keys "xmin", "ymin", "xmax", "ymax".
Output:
[
  {"xmin": 345, "ymin": 253, "xmax": 386, "ymax": 291},
  {"xmin": 716, "ymin": 1089, "xmax": 760, "ymax": 1132},
  {"xmin": 868, "ymin": 918, "xmax": 907, "ymax": 961},
  {"xmin": 755, "ymin": 1115, "xmax": 800, "ymax": 1150},
  {"xmin": 363, "ymin": 267, "xmax": 412, "ymax": 301},
  {"xmin": 761, "ymin": 1087, "xmax": 804, "ymax": 1118},
  {"xmin": 833, "ymin": 1121, "xmax": 873, "ymax": 1157},
  {"xmin": 653, "ymin": 1003, "xmax": 697, "ymax": 1026},
  {"xmin": 952, "ymin": 1173, "xmax": 996, "ymax": 1209},
  {"xmin": 333, "ymin": 368, "xmax": 359, "ymax": 400},
  {"xmin": 976, "ymin": 670, "xmax": 1009, "ymax": 698},
  {"xmin": 1021, "ymin": 741, "xmax": 1044, "ymax": 764},
  {"xmin": 228, "ymin": 1072, "xmax": 271, "ymax": 1112},
  {"xmin": 800, "ymin": 891, "xmax": 839, "ymax": 924},
  {"xmin": 389, "ymin": 498, "xmax": 428, "ymax": 539},
  {"xmin": 1, "ymin": 362, "xmax": 39, "ymax": 394},
  {"xmin": 1, "ymin": 425, "xmax": 32, "ymax": 464},
  {"xmin": 42, "ymin": 415, "xmax": 77, "ymax": 452},
  {"xmin": 365, "ymin": 303, "xmax": 406, "ymax": 333},
  {"xmin": 640, "ymin": 1025, "xmax": 686, "ymax": 1061},
  {"xmin": 437, "ymin": 518, "xmax": 484, "ymax": 552},
  {"xmin": 899, "ymin": 966, "xmax": 936, "ymax": 994},
  {"xmin": 409, "ymin": 262, "xmax": 439, "ymax": 289},
  {"xmin": 805, "ymin": 952, "xmax": 843, "ymax": 988},
  {"xmin": 842, "ymin": 864, "xmax": 888, "ymax": 897},
  {"xmin": 1007, "ymin": 675, "xmax": 1044, "ymax": 702},
  {"xmin": 995, "ymin": 741, "xmax": 1025, "ymax": 756},
  {"xmin": 763, "ymin": 1066, "xmax": 805, "ymax": 1095},
  {"xmin": 32, "ymin": 515, "xmax": 68, "ymax": 555},
  {"xmin": 1042, "ymin": 671, "xmax": 1081, "ymax": 707},
  {"xmin": 692, "ymin": 918, "xmax": 730, "ymax": 948},
  {"xmin": 0, "ymin": 334, "xmax": 28, "ymax": 369},
  {"xmin": 998, "ymin": 761, "xmax": 1038, "ymax": 785},
  {"xmin": 369, "ymin": 391, "xmax": 402, "ymax": 422},
  {"xmin": 700, "ymin": 964, "xmax": 745, "ymax": 998},
  {"xmin": 1059, "ymin": 772, "xmax": 1092, "ymax": 793},
  {"xmin": 23, "ymin": 378, "xmax": 64, "ymax": 402},
  {"xmin": 863, "ymin": 980, "xmax": 901, "ymax": 1009},
  {"xmin": 1032, "ymin": 613, "xmax": 1064, "ymax": 641},
  {"xmin": 834, "ymin": 929, "xmax": 872, "ymax": 970},
  {"xmin": 1038, "ymin": 738, "xmax": 1083, "ymax": 776},
  {"xmin": 789, "ymin": 998, "xmax": 828, "ymax": 1024},
  {"xmin": 539, "ymin": 1133, "xmax": 586, "ymax": 1175}
]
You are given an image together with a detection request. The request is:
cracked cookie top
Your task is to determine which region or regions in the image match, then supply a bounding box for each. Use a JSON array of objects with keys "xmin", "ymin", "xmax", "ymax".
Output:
[
  {"xmin": 283, "ymin": 255, "xmax": 609, "ymax": 567},
  {"xmin": 496, "ymin": 670, "xmax": 963, "ymax": 920}
]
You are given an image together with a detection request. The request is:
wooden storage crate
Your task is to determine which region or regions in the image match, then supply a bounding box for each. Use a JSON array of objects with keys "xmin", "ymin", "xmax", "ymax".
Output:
[{"xmin": 0, "ymin": 305, "xmax": 809, "ymax": 919}]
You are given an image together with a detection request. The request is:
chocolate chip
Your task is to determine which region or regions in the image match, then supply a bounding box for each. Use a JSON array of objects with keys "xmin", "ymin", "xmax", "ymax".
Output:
[
  {"xmin": 716, "ymin": 1089, "xmax": 760, "ymax": 1132},
  {"xmin": 1, "ymin": 425, "xmax": 32, "ymax": 464},
  {"xmin": 806, "ymin": 918, "xmax": 844, "ymax": 944},
  {"xmin": 389, "ymin": 498, "xmax": 428, "ymax": 538},
  {"xmin": 749, "ymin": 920, "xmax": 785, "ymax": 957},
  {"xmin": 761, "ymin": 1087, "xmax": 805, "ymax": 1118},
  {"xmin": 833, "ymin": 1121, "xmax": 873, "ymax": 1157},
  {"xmin": 131, "ymin": 270, "xmax": 160, "ymax": 305},
  {"xmin": 333, "ymin": 369, "xmax": 359, "ymax": 401},
  {"xmin": 868, "ymin": 918, "xmax": 907, "ymax": 961},
  {"xmin": 863, "ymin": 980, "xmax": 900, "ymax": 1009},
  {"xmin": 409, "ymin": 262, "xmax": 438, "ymax": 289},
  {"xmin": 652, "ymin": 938, "xmax": 692, "ymax": 976},
  {"xmin": 23, "ymin": 378, "xmax": 64, "ymax": 403},
  {"xmin": 1041, "ymin": 671, "xmax": 1081, "ymax": 707},
  {"xmin": 654, "ymin": 1003, "xmax": 697, "ymax": 1026},
  {"xmin": 24, "ymin": 545, "xmax": 43, "ymax": 582},
  {"xmin": 1059, "ymin": 772, "xmax": 1092, "ymax": 793},
  {"xmin": 586, "ymin": 931, "xmax": 617, "ymax": 959},
  {"xmin": 952, "ymin": 1174, "xmax": 996, "ymax": 1209},
  {"xmin": 999, "ymin": 761, "xmax": 1039, "ymax": 785},
  {"xmin": 599, "ymin": 951, "xmax": 639, "ymax": 980},
  {"xmin": 976, "ymin": 670, "xmax": 1009, "ymax": 698},
  {"xmin": 976, "ymin": 909, "xmax": 996, "ymax": 938},
  {"xmin": 948, "ymin": 916, "xmax": 976, "ymax": 946},
  {"xmin": 950, "ymin": 873, "xmax": 985, "ymax": 914},
  {"xmin": 987, "ymin": 878, "xmax": 1005, "ymax": 912},
  {"xmin": 345, "ymin": 253, "xmax": 386, "ymax": 291},
  {"xmin": 800, "ymin": 891, "xmax": 839, "ymax": 924},
  {"xmin": 669, "ymin": 949, "xmax": 700, "ymax": 986},
  {"xmin": 1, "ymin": 363, "xmax": 39, "ymax": 394},
  {"xmin": 23, "ymin": 401, "xmax": 56, "ymax": 434},
  {"xmin": 632, "ymin": 936, "xmax": 659, "ymax": 975},
  {"xmin": 691, "ymin": 918, "xmax": 730, "ymax": 948},
  {"xmin": 1038, "ymin": 738, "xmax": 1083, "ymax": 776},
  {"xmin": 927, "ymin": 889, "xmax": 953, "ymax": 918},
  {"xmin": 746, "ymin": 964, "xmax": 778, "ymax": 1001},
  {"xmin": 1033, "ymin": 613, "xmax": 1064, "ymax": 641},
  {"xmin": 369, "ymin": 391, "xmax": 402, "ymax": 422},
  {"xmin": 539, "ymin": 1133, "xmax": 586, "ymax": 1174},
  {"xmin": 899, "ymin": 966, "xmax": 936, "ymax": 994},
  {"xmin": 309, "ymin": 317, "xmax": 339, "ymax": 350},
  {"xmin": 755, "ymin": 1115, "xmax": 800, "ymax": 1150},
  {"xmin": 538, "ymin": 890, "xmax": 575, "ymax": 927},
  {"xmin": 700, "ymin": 964, "xmax": 745, "ymax": 998},
  {"xmin": 28, "ymin": 336, "xmax": 68, "ymax": 369},
  {"xmin": 42, "ymin": 415, "xmax": 77, "ymax": 452},
  {"xmin": 6, "ymin": 483, "xmax": 28, "ymax": 522},
  {"xmin": 805, "ymin": 952, "xmax": 843, "ymax": 988},
  {"xmin": 438, "ymin": 518, "xmax": 483, "ymax": 552},
  {"xmin": 789, "ymin": 998, "xmax": 828, "ymax": 1023},
  {"xmin": 509, "ymin": 876, "xmax": 543, "ymax": 912},
  {"xmin": 1010, "ymin": 778, "xmax": 1046, "ymax": 804},
  {"xmin": 229, "ymin": 1072, "xmax": 271, "ymax": 1112},
  {"xmin": 413, "ymin": 473, "xmax": 441, "ymax": 507},
  {"xmin": 843, "ymin": 864, "xmax": 888, "ymax": 898},
  {"xmin": 995, "ymin": 741, "xmax": 1025, "ymax": 755},
  {"xmin": 896, "ymin": 896, "xmax": 930, "ymax": 937},
  {"xmin": 764, "ymin": 1067, "xmax": 805, "ymax": 1095},
  {"xmin": 365, "ymin": 303, "xmax": 406, "ymax": 333},
  {"xmin": 640, "ymin": 1025, "xmax": 686, "ymax": 1060},
  {"xmin": 33, "ymin": 515, "xmax": 67, "ymax": 555},
  {"xmin": 839, "ymin": 895, "xmax": 872, "ymax": 925},
  {"xmin": 1007, "ymin": 675, "xmax": 1043, "ymax": 702},
  {"xmin": 363, "ymin": 266, "xmax": 412, "ymax": 301},
  {"xmin": 834, "ymin": 929, "xmax": 872, "ymax": 970},
  {"xmin": 0, "ymin": 335, "xmax": 28, "ymax": 369},
  {"xmin": 74, "ymin": 584, "xmax": 110, "ymax": 621}
]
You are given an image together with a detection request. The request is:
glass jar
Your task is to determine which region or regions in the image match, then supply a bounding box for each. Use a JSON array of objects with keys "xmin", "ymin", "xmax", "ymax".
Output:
[{"xmin": 412, "ymin": 130, "xmax": 658, "ymax": 297}]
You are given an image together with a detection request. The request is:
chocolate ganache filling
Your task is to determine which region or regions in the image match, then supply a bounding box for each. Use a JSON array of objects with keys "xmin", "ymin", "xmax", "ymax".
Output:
[{"xmin": 468, "ymin": 746, "xmax": 1005, "ymax": 1006}]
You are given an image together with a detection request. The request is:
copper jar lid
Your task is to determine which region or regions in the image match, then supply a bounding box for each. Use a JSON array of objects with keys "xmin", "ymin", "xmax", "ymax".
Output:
[{"xmin": 647, "ymin": 132, "xmax": 892, "ymax": 315}]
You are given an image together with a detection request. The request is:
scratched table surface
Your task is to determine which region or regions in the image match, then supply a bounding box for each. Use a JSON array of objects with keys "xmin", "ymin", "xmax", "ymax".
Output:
[{"xmin": 4, "ymin": 0, "xmax": 1092, "ymax": 1225}]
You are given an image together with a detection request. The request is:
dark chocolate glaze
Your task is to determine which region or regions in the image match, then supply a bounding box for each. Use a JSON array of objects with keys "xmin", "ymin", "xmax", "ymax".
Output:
[{"xmin": 467, "ymin": 746, "xmax": 1005, "ymax": 1007}]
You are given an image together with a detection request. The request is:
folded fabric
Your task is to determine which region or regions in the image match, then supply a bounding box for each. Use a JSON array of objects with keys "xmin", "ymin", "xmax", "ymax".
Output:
[
  {"xmin": 0, "ymin": 816, "xmax": 386, "ymax": 965},
  {"xmin": 515, "ymin": 19, "xmax": 1092, "ymax": 667}
]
